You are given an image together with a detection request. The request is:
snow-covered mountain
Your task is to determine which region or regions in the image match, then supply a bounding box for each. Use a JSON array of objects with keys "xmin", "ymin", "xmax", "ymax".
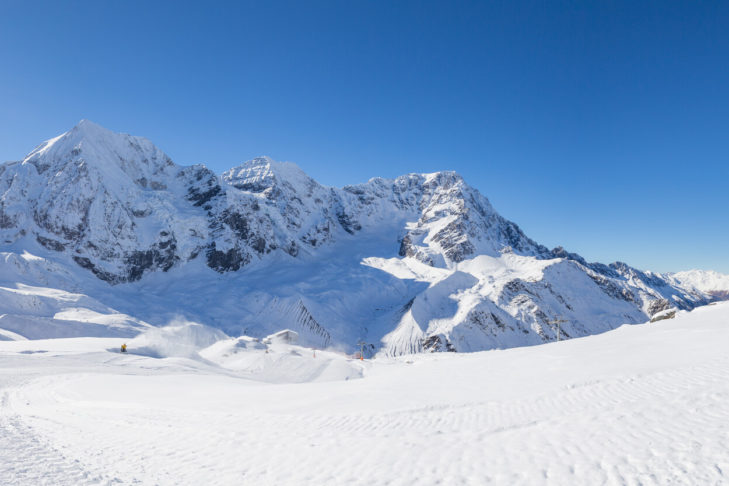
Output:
[
  {"xmin": 667, "ymin": 270, "xmax": 729, "ymax": 300},
  {"xmin": 1, "ymin": 121, "xmax": 727, "ymax": 353}
]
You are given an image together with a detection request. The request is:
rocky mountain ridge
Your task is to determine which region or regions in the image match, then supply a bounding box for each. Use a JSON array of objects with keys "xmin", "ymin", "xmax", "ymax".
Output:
[{"xmin": 0, "ymin": 121, "xmax": 725, "ymax": 354}]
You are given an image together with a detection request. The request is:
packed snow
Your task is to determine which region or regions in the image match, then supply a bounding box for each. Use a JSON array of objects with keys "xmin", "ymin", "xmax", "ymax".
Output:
[{"xmin": 1, "ymin": 302, "xmax": 728, "ymax": 485}]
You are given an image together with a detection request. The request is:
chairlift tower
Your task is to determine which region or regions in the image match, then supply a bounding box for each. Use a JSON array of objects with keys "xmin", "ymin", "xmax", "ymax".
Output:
[
  {"xmin": 547, "ymin": 317, "xmax": 568, "ymax": 341},
  {"xmin": 355, "ymin": 340, "xmax": 371, "ymax": 360}
]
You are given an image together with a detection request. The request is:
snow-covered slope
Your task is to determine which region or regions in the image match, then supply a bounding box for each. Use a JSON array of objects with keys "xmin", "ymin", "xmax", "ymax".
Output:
[
  {"xmin": 0, "ymin": 121, "xmax": 726, "ymax": 352},
  {"xmin": 2, "ymin": 302, "xmax": 729, "ymax": 484},
  {"xmin": 0, "ymin": 251, "xmax": 151, "ymax": 340}
]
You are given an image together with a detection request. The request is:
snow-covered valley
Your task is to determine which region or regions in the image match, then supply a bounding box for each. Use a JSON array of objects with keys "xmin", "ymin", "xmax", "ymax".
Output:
[{"xmin": 1, "ymin": 302, "xmax": 728, "ymax": 485}]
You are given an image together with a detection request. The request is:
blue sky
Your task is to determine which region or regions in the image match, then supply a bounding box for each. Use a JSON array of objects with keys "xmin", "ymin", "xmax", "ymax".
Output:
[{"xmin": 1, "ymin": 1, "xmax": 727, "ymax": 273}]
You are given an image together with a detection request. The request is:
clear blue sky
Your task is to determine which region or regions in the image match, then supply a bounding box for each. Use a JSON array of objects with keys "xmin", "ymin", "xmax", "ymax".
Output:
[{"xmin": 1, "ymin": 1, "xmax": 727, "ymax": 273}]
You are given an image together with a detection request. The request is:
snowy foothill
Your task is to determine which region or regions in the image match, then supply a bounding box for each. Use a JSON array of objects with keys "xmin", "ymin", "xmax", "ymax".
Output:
[{"xmin": 1, "ymin": 302, "xmax": 729, "ymax": 485}]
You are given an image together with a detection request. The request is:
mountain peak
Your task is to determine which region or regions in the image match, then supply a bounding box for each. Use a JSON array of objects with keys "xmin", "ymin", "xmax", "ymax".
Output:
[
  {"xmin": 71, "ymin": 119, "xmax": 110, "ymax": 135},
  {"xmin": 223, "ymin": 156, "xmax": 316, "ymax": 194},
  {"xmin": 21, "ymin": 120, "xmax": 175, "ymax": 182},
  {"xmin": 242, "ymin": 155, "xmax": 276, "ymax": 168},
  {"xmin": 240, "ymin": 156, "xmax": 309, "ymax": 179},
  {"xmin": 24, "ymin": 120, "xmax": 124, "ymax": 164}
]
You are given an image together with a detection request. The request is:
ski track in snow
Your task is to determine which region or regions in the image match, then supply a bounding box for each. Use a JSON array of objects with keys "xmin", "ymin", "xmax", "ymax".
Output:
[
  {"xmin": 0, "ymin": 390, "xmax": 113, "ymax": 485},
  {"xmin": 14, "ymin": 363, "xmax": 727, "ymax": 485},
  {"xmin": 1, "ymin": 304, "xmax": 729, "ymax": 485}
]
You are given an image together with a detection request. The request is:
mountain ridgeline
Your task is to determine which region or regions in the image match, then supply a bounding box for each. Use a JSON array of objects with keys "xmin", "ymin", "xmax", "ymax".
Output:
[{"xmin": 0, "ymin": 121, "xmax": 723, "ymax": 354}]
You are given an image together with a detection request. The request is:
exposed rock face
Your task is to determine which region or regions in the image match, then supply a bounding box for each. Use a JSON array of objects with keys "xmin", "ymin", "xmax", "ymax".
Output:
[
  {"xmin": 1, "ymin": 121, "xmax": 725, "ymax": 353},
  {"xmin": 647, "ymin": 298, "xmax": 672, "ymax": 316}
]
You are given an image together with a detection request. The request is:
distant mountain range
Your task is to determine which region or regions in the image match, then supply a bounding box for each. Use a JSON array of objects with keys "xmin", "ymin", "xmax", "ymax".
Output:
[{"xmin": 1, "ymin": 120, "xmax": 726, "ymax": 353}]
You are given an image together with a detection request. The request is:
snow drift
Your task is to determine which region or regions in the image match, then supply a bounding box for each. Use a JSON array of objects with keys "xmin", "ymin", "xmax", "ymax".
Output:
[{"xmin": 126, "ymin": 319, "xmax": 227, "ymax": 359}]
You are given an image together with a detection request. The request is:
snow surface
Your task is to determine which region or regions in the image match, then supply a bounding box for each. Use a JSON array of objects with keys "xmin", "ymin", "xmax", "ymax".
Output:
[{"xmin": 1, "ymin": 302, "xmax": 728, "ymax": 485}]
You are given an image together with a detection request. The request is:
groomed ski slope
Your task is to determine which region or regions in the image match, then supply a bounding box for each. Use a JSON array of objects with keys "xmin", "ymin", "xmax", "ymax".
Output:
[{"xmin": 1, "ymin": 303, "xmax": 728, "ymax": 485}]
